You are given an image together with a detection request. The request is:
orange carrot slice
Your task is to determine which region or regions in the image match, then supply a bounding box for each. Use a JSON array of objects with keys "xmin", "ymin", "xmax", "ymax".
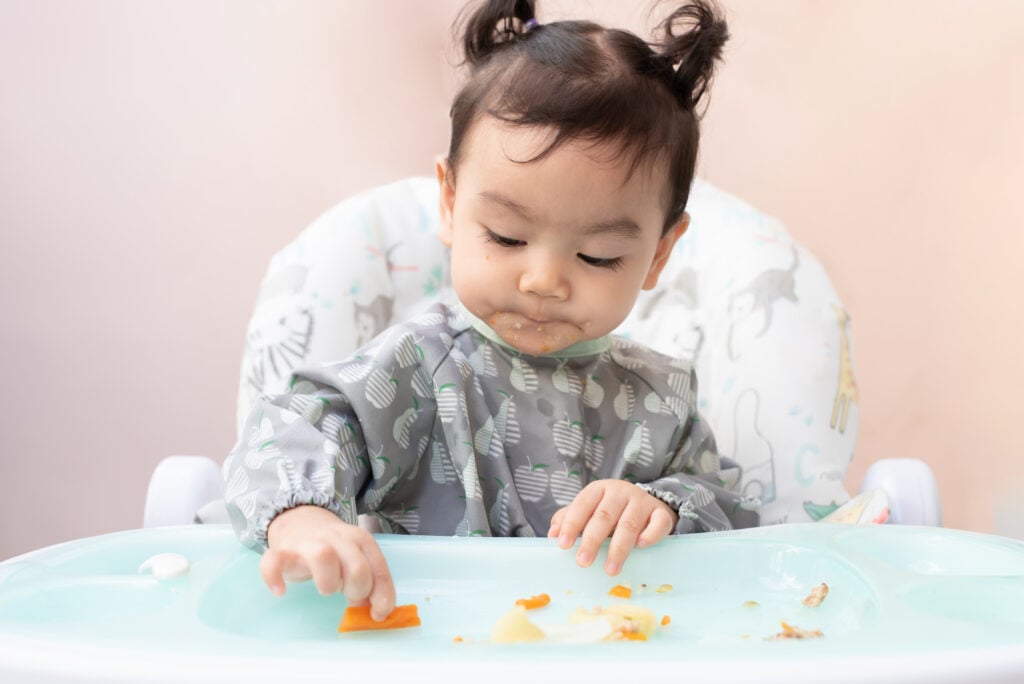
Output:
[
  {"xmin": 660, "ymin": 614, "xmax": 671, "ymax": 627},
  {"xmin": 338, "ymin": 604, "xmax": 421, "ymax": 632},
  {"xmin": 608, "ymin": 584, "xmax": 632, "ymax": 599},
  {"xmin": 514, "ymin": 593, "xmax": 551, "ymax": 610}
]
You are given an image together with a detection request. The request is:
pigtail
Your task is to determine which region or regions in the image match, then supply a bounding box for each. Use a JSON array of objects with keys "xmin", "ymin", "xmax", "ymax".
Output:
[
  {"xmin": 459, "ymin": 0, "xmax": 539, "ymax": 67},
  {"xmin": 655, "ymin": 0, "xmax": 729, "ymax": 112}
]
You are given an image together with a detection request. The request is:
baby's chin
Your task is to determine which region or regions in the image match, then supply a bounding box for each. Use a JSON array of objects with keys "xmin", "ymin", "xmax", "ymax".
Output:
[{"xmin": 486, "ymin": 311, "xmax": 588, "ymax": 356}]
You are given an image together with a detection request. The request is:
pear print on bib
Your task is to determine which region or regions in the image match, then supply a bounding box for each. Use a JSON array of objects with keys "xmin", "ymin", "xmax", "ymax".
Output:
[{"xmin": 365, "ymin": 367, "xmax": 398, "ymax": 409}]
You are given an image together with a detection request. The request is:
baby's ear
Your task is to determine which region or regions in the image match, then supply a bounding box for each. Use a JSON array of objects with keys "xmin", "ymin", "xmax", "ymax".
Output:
[
  {"xmin": 436, "ymin": 158, "xmax": 455, "ymax": 247},
  {"xmin": 642, "ymin": 213, "xmax": 690, "ymax": 290}
]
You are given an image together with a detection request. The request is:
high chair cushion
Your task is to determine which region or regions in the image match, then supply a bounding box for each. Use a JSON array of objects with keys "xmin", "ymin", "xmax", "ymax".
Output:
[{"xmin": 237, "ymin": 177, "xmax": 856, "ymax": 526}]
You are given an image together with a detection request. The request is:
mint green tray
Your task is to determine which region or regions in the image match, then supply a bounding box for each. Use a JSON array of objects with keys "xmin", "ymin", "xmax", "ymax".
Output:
[{"xmin": 2, "ymin": 524, "xmax": 1023, "ymax": 683}]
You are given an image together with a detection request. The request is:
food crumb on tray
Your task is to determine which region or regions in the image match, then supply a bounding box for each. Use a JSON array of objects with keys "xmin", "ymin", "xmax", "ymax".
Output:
[
  {"xmin": 514, "ymin": 593, "xmax": 551, "ymax": 610},
  {"xmin": 608, "ymin": 584, "xmax": 632, "ymax": 598},
  {"xmin": 802, "ymin": 582, "xmax": 829, "ymax": 607},
  {"xmin": 766, "ymin": 621, "xmax": 824, "ymax": 641}
]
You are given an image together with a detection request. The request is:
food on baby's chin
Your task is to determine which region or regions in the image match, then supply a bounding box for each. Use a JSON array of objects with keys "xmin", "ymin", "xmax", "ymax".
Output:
[
  {"xmin": 514, "ymin": 593, "xmax": 551, "ymax": 610},
  {"xmin": 491, "ymin": 606, "xmax": 546, "ymax": 643},
  {"xmin": 338, "ymin": 604, "xmax": 421, "ymax": 633},
  {"xmin": 801, "ymin": 582, "xmax": 829, "ymax": 607},
  {"xmin": 608, "ymin": 584, "xmax": 632, "ymax": 599},
  {"xmin": 766, "ymin": 621, "xmax": 824, "ymax": 640}
]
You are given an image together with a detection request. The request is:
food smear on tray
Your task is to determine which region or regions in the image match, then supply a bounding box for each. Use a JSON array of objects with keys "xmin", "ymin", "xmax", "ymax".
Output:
[{"xmin": 490, "ymin": 600, "xmax": 661, "ymax": 644}]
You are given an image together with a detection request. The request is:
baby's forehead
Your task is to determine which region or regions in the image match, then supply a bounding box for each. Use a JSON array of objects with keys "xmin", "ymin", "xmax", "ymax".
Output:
[{"xmin": 462, "ymin": 118, "xmax": 673, "ymax": 219}]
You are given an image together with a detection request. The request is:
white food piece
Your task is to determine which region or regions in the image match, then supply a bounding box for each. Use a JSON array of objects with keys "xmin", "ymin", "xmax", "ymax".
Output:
[
  {"xmin": 138, "ymin": 553, "xmax": 190, "ymax": 580},
  {"xmin": 535, "ymin": 618, "xmax": 613, "ymax": 644}
]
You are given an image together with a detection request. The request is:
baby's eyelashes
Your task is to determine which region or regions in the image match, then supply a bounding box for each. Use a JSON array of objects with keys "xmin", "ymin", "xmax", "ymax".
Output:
[
  {"xmin": 483, "ymin": 229, "xmax": 525, "ymax": 248},
  {"xmin": 577, "ymin": 253, "xmax": 624, "ymax": 270},
  {"xmin": 483, "ymin": 227, "xmax": 624, "ymax": 270}
]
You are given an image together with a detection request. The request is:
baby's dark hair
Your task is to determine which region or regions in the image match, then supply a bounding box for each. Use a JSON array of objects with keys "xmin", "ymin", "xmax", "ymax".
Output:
[{"xmin": 447, "ymin": 0, "xmax": 729, "ymax": 233}]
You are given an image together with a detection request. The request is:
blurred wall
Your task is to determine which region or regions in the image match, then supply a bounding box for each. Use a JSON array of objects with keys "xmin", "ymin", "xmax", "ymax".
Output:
[{"xmin": 1, "ymin": 0, "xmax": 1022, "ymax": 560}]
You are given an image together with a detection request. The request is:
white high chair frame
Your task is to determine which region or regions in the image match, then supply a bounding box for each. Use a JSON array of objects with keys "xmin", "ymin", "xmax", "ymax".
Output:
[{"xmin": 145, "ymin": 178, "xmax": 941, "ymax": 530}]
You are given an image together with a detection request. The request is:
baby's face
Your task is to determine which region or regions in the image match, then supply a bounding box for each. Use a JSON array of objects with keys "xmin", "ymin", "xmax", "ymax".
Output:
[{"xmin": 438, "ymin": 116, "xmax": 687, "ymax": 356}]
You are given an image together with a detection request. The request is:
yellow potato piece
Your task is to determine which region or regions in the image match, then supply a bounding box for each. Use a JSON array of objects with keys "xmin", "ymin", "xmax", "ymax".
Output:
[{"xmin": 490, "ymin": 606, "xmax": 545, "ymax": 643}]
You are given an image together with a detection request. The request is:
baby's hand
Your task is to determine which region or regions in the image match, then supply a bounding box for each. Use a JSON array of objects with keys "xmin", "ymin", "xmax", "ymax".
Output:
[
  {"xmin": 261, "ymin": 505, "xmax": 396, "ymax": 621},
  {"xmin": 547, "ymin": 480, "xmax": 678, "ymax": 576}
]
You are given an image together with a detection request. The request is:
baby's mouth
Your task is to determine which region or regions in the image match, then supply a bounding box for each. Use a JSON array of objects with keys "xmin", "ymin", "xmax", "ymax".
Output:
[
  {"xmin": 486, "ymin": 311, "xmax": 584, "ymax": 355},
  {"xmin": 490, "ymin": 311, "xmax": 560, "ymax": 329}
]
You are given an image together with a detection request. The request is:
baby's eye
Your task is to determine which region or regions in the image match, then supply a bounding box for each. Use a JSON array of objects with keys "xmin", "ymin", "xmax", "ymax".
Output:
[
  {"xmin": 578, "ymin": 253, "xmax": 624, "ymax": 270},
  {"xmin": 484, "ymin": 229, "xmax": 525, "ymax": 248}
]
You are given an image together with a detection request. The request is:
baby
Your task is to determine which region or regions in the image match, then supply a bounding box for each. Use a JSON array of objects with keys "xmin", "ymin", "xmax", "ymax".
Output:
[{"xmin": 224, "ymin": 0, "xmax": 759, "ymax": 622}]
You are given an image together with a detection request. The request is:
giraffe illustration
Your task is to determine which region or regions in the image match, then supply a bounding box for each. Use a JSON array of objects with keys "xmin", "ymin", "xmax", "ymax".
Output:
[{"xmin": 830, "ymin": 305, "xmax": 858, "ymax": 433}]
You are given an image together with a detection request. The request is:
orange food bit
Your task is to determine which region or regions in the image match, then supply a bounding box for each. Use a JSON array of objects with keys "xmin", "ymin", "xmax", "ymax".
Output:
[
  {"xmin": 660, "ymin": 615, "xmax": 671, "ymax": 627},
  {"xmin": 514, "ymin": 593, "xmax": 552, "ymax": 610},
  {"xmin": 338, "ymin": 604, "xmax": 421, "ymax": 632},
  {"xmin": 608, "ymin": 584, "xmax": 632, "ymax": 599},
  {"xmin": 618, "ymin": 631, "xmax": 647, "ymax": 641},
  {"xmin": 453, "ymin": 635, "xmax": 464, "ymax": 643}
]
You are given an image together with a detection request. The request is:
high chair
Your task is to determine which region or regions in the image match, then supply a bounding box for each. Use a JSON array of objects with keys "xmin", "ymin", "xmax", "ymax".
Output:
[{"xmin": 144, "ymin": 177, "xmax": 941, "ymax": 530}]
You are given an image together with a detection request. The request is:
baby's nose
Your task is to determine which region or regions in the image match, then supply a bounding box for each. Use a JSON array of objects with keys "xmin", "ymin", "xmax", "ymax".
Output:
[{"xmin": 519, "ymin": 257, "xmax": 569, "ymax": 299}]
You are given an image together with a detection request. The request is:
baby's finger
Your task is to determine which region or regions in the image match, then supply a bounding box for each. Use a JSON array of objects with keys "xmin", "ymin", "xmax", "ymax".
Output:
[
  {"xmin": 358, "ymin": 535, "xmax": 397, "ymax": 622},
  {"xmin": 305, "ymin": 544, "xmax": 345, "ymax": 596},
  {"xmin": 554, "ymin": 486, "xmax": 603, "ymax": 549},
  {"xmin": 604, "ymin": 502, "xmax": 647, "ymax": 575},
  {"xmin": 576, "ymin": 493, "xmax": 628, "ymax": 568},
  {"xmin": 547, "ymin": 507, "xmax": 567, "ymax": 539},
  {"xmin": 332, "ymin": 538, "xmax": 373, "ymax": 604},
  {"xmin": 636, "ymin": 505, "xmax": 676, "ymax": 549},
  {"xmin": 259, "ymin": 549, "xmax": 289, "ymax": 596}
]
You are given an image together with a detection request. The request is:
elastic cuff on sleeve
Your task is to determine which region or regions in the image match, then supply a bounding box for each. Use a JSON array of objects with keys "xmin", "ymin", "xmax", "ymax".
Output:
[
  {"xmin": 248, "ymin": 490, "xmax": 346, "ymax": 551},
  {"xmin": 635, "ymin": 482, "xmax": 683, "ymax": 510}
]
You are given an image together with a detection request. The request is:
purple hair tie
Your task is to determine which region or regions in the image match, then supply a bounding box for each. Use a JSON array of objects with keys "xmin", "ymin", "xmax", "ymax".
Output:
[{"xmin": 524, "ymin": 18, "xmax": 540, "ymax": 32}]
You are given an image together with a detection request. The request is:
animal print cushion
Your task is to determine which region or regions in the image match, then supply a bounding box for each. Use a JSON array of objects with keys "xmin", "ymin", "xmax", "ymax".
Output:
[{"xmin": 238, "ymin": 177, "xmax": 855, "ymax": 525}]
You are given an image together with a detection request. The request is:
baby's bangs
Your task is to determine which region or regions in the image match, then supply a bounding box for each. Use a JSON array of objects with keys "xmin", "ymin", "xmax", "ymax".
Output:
[
  {"xmin": 482, "ymin": 52, "xmax": 685, "ymax": 182},
  {"xmin": 447, "ymin": 21, "xmax": 702, "ymax": 231}
]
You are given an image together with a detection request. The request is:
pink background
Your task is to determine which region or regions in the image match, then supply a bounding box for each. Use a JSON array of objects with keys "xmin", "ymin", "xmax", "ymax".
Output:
[{"xmin": 1, "ymin": 1, "xmax": 1022, "ymax": 560}]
